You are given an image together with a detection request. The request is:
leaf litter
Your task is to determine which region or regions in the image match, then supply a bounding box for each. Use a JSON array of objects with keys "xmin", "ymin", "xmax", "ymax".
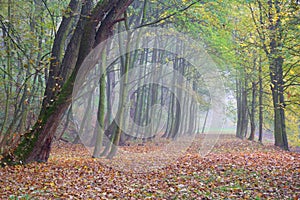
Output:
[{"xmin": 0, "ymin": 135, "xmax": 299, "ymax": 199}]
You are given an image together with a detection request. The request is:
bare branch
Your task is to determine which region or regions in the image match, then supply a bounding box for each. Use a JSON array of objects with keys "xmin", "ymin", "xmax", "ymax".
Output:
[{"xmin": 136, "ymin": 0, "xmax": 202, "ymax": 29}]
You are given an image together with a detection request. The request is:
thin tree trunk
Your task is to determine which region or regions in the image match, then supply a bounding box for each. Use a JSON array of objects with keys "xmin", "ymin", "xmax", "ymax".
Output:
[
  {"xmin": 248, "ymin": 58, "xmax": 257, "ymax": 141},
  {"xmin": 93, "ymin": 49, "xmax": 107, "ymax": 158},
  {"xmin": 258, "ymin": 56, "xmax": 263, "ymax": 143},
  {"xmin": 0, "ymin": 0, "xmax": 12, "ymax": 135},
  {"xmin": 202, "ymin": 108, "xmax": 209, "ymax": 134}
]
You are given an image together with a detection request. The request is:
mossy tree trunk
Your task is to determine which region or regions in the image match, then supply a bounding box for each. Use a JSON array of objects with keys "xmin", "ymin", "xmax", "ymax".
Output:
[
  {"xmin": 92, "ymin": 49, "xmax": 107, "ymax": 158},
  {"xmin": 41, "ymin": 0, "xmax": 81, "ymax": 113}
]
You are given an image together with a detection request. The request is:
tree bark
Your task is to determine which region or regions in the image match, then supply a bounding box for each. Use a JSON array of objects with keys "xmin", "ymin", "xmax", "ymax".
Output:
[{"xmin": 41, "ymin": 0, "xmax": 81, "ymax": 113}]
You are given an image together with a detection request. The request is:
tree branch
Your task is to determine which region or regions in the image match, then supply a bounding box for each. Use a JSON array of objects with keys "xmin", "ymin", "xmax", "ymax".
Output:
[{"xmin": 136, "ymin": 0, "xmax": 202, "ymax": 29}]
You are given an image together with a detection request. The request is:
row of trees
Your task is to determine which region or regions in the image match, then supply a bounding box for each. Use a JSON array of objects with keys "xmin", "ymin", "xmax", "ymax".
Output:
[
  {"xmin": 175, "ymin": 0, "xmax": 299, "ymax": 149},
  {"xmin": 0, "ymin": 0, "xmax": 299, "ymax": 165},
  {"xmin": 233, "ymin": 0, "xmax": 299, "ymax": 149}
]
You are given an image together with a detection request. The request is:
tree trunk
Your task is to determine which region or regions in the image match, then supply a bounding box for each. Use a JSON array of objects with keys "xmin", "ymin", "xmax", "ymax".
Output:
[
  {"xmin": 248, "ymin": 58, "xmax": 257, "ymax": 141},
  {"xmin": 93, "ymin": 50, "xmax": 107, "ymax": 158},
  {"xmin": 202, "ymin": 108, "xmax": 209, "ymax": 134},
  {"xmin": 267, "ymin": 0, "xmax": 289, "ymax": 150},
  {"xmin": 41, "ymin": 0, "xmax": 81, "ymax": 113},
  {"xmin": 258, "ymin": 56, "xmax": 263, "ymax": 143},
  {"xmin": 270, "ymin": 57, "xmax": 289, "ymax": 150},
  {"xmin": 236, "ymin": 72, "xmax": 248, "ymax": 139}
]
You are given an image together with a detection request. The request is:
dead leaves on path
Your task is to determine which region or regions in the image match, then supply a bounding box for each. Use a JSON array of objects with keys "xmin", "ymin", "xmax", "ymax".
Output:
[{"xmin": 0, "ymin": 136, "xmax": 299, "ymax": 199}]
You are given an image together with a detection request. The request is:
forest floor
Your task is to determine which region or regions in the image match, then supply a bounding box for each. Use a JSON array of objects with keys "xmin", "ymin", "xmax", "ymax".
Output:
[{"xmin": 0, "ymin": 135, "xmax": 299, "ymax": 199}]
